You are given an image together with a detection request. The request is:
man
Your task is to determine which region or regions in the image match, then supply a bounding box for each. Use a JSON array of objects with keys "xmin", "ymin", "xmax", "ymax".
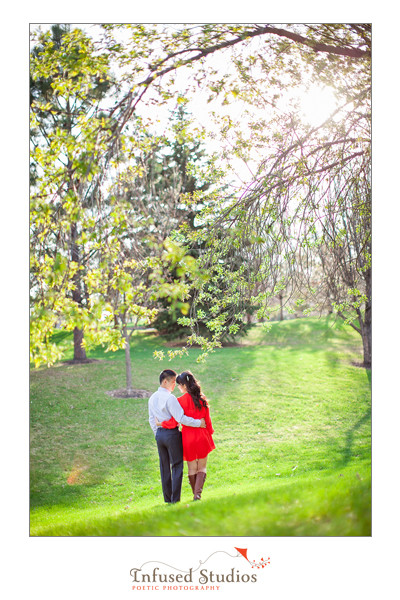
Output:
[{"xmin": 149, "ymin": 369, "xmax": 206, "ymax": 503}]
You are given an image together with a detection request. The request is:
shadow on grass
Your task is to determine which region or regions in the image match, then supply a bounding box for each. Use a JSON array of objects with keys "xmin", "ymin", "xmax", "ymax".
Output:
[
  {"xmin": 30, "ymin": 482, "xmax": 92, "ymax": 509},
  {"xmin": 341, "ymin": 407, "xmax": 371, "ymax": 466},
  {"xmin": 329, "ymin": 367, "xmax": 371, "ymax": 468}
]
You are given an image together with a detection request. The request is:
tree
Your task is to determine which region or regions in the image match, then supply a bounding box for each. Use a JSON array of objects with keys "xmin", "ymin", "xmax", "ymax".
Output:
[
  {"xmin": 144, "ymin": 106, "xmax": 231, "ymax": 339},
  {"xmin": 90, "ymin": 118, "xmax": 201, "ymax": 393},
  {"xmin": 30, "ymin": 25, "xmax": 116, "ymax": 365},
  {"xmin": 232, "ymin": 83, "xmax": 371, "ymax": 363},
  {"xmin": 315, "ymin": 165, "xmax": 371, "ymax": 366},
  {"xmin": 29, "ymin": 26, "xmax": 199, "ymax": 374}
]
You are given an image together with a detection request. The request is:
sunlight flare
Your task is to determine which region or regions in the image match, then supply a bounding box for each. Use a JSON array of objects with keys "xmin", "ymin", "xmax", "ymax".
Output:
[{"xmin": 299, "ymin": 85, "xmax": 338, "ymax": 127}]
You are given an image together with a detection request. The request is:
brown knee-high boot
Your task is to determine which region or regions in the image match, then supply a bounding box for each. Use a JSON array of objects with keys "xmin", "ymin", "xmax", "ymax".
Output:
[
  {"xmin": 194, "ymin": 472, "xmax": 207, "ymax": 500},
  {"xmin": 188, "ymin": 474, "xmax": 196, "ymax": 496}
]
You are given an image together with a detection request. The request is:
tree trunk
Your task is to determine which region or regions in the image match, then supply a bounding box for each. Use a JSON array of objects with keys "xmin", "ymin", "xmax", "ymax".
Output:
[
  {"xmin": 73, "ymin": 327, "xmax": 87, "ymax": 361},
  {"xmin": 361, "ymin": 321, "xmax": 371, "ymax": 368},
  {"xmin": 123, "ymin": 325, "xmax": 133, "ymax": 393},
  {"xmin": 362, "ymin": 267, "xmax": 371, "ymax": 368},
  {"xmin": 67, "ymin": 96, "xmax": 86, "ymax": 363},
  {"xmin": 279, "ymin": 293, "xmax": 284, "ymax": 321},
  {"xmin": 357, "ymin": 266, "xmax": 371, "ymax": 369},
  {"xmin": 360, "ymin": 298, "xmax": 371, "ymax": 369},
  {"xmin": 71, "ymin": 221, "xmax": 87, "ymax": 361}
]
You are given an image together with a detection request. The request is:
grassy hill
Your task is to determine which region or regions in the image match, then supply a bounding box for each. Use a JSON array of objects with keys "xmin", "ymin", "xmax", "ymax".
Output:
[{"xmin": 30, "ymin": 317, "xmax": 371, "ymax": 536}]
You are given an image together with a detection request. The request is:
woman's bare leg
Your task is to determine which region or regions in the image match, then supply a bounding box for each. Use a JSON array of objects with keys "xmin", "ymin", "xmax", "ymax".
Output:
[
  {"xmin": 187, "ymin": 457, "xmax": 208, "ymax": 475},
  {"xmin": 197, "ymin": 456, "xmax": 208, "ymax": 473},
  {"xmin": 187, "ymin": 459, "xmax": 198, "ymax": 476}
]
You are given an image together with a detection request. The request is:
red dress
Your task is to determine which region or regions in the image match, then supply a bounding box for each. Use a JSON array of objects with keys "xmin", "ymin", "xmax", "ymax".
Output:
[{"xmin": 161, "ymin": 393, "xmax": 215, "ymax": 461}]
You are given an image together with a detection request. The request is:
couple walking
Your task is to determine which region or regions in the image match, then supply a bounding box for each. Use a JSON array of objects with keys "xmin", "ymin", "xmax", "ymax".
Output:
[{"xmin": 148, "ymin": 369, "xmax": 215, "ymax": 503}]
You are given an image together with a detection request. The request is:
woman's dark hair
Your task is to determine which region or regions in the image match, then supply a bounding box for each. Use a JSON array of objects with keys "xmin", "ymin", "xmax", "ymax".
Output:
[{"xmin": 176, "ymin": 371, "xmax": 208, "ymax": 410}]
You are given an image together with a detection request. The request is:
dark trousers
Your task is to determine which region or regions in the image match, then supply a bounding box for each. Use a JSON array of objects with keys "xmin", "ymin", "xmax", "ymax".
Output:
[{"xmin": 155, "ymin": 427, "xmax": 183, "ymax": 503}]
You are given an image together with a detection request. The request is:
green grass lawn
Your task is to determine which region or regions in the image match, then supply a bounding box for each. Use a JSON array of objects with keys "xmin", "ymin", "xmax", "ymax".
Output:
[{"xmin": 30, "ymin": 316, "xmax": 371, "ymax": 536}]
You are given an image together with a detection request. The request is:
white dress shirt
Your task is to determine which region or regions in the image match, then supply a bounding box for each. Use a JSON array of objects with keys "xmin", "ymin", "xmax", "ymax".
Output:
[{"xmin": 148, "ymin": 387, "xmax": 201, "ymax": 436}]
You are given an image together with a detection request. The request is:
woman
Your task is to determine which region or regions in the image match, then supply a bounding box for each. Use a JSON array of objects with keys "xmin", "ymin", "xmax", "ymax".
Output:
[{"xmin": 156, "ymin": 371, "xmax": 215, "ymax": 500}]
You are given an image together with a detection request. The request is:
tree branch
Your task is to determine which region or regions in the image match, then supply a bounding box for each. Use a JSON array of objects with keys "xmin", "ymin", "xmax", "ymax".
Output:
[{"xmin": 335, "ymin": 311, "xmax": 361, "ymax": 334}]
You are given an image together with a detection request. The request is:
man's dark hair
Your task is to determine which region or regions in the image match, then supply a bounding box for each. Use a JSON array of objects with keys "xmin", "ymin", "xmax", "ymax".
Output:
[{"xmin": 159, "ymin": 369, "xmax": 177, "ymax": 384}]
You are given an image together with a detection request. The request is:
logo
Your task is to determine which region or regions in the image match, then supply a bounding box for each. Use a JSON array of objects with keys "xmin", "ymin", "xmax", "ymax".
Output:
[{"xmin": 130, "ymin": 547, "xmax": 270, "ymax": 592}]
